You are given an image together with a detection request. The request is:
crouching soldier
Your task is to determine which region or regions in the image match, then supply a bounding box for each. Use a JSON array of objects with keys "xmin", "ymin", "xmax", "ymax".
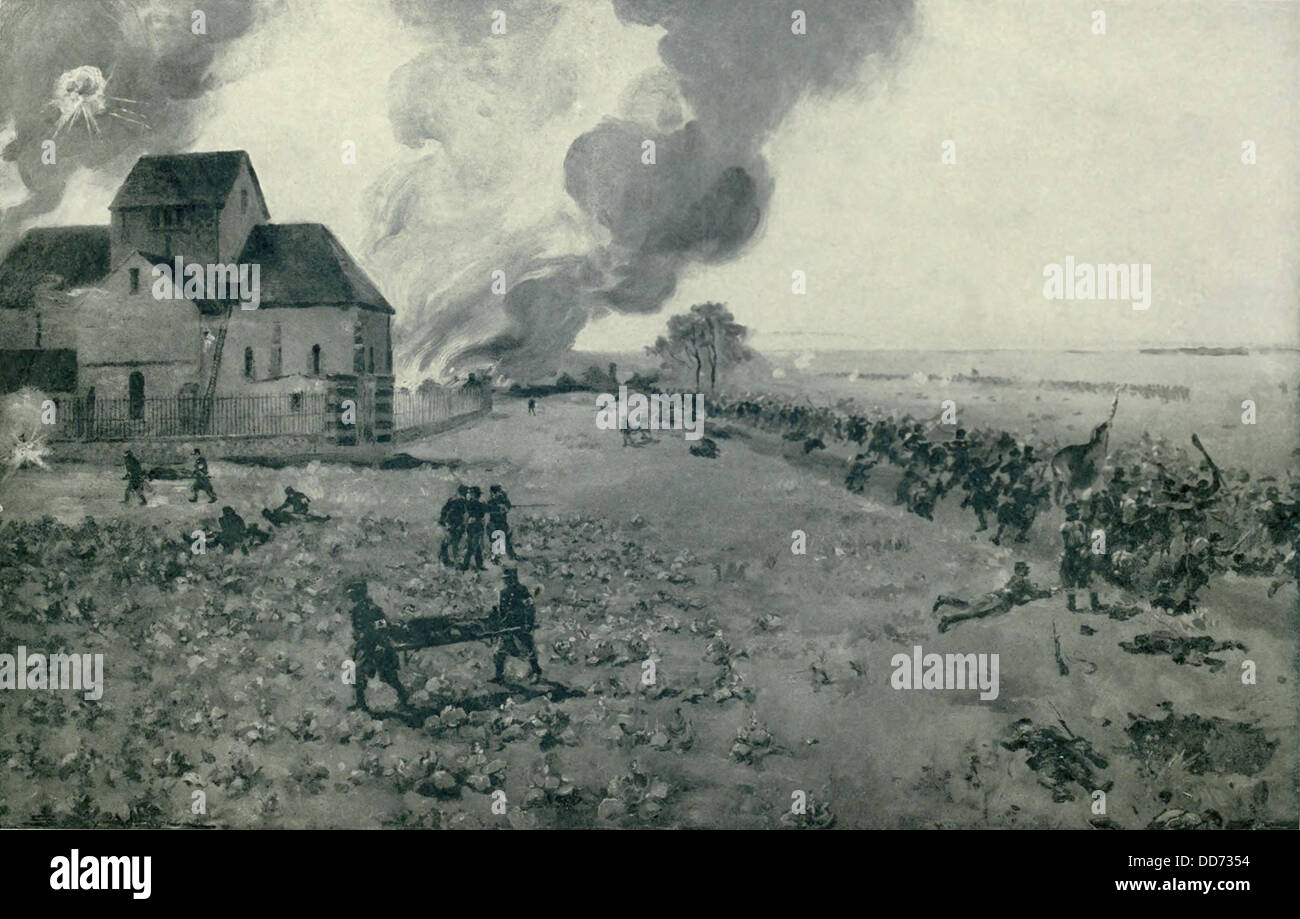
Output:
[
  {"xmin": 267, "ymin": 486, "xmax": 330, "ymax": 524},
  {"xmin": 490, "ymin": 568, "xmax": 542, "ymax": 683},
  {"xmin": 347, "ymin": 579, "xmax": 408, "ymax": 711},
  {"xmin": 216, "ymin": 506, "xmax": 271, "ymax": 554}
]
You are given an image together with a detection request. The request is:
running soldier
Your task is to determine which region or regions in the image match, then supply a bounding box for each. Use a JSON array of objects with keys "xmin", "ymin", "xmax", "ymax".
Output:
[{"xmin": 188, "ymin": 448, "xmax": 216, "ymax": 503}]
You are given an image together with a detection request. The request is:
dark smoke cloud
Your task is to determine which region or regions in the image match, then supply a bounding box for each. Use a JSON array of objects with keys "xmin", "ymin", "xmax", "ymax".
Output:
[
  {"xmin": 0, "ymin": 0, "xmax": 260, "ymax": 249},
  {"xmin": 389, "ymin": 0, "xmax": 914, "ymax": 381}
]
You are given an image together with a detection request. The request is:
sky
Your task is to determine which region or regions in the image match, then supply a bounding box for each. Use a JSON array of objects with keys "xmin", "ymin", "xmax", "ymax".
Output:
[
  {"xmin": 2, "ymin": 0, "xmax": 1296, "ymax": 382},
  {"xmin": 581, "ymin": 0, "xmax": 1300, "ymax": 353}
]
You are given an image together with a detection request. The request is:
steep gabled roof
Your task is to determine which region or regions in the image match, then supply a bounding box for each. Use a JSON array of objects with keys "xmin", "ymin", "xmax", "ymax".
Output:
[
  {"xmin": 110, "ymin": 150, "xmax": 265, "ymax": 210},
  {"xmin": 238, "ymin": 223, "xmax": 395, "ymax": 313},
  {"xmin": 0, "ymin": 226, "xmax": 110, "ymax": 309}
]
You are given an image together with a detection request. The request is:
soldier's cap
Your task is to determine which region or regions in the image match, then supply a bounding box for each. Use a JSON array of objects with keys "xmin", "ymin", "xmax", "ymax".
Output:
[
  {"xmin": 344, "ymin": 578, "xmax": 368, "ymax": 595},
  {"xmin": 1013, "ymin": 561, "xmax": 1030, "ymax": 574},
  {"xmin": 1064, "ymin": 502, "xmax": 1079, "ymax": 513},
  {"xmin": 193, "ymin": 448, "xmax": 201, "ymax": 454},
  {"xmin": 490, "ymin": 484, "xmax": 503, "ymax": 492},
  {"xmin": 503, "ymin": 567, "xmax": 518, "ymax": 580}
]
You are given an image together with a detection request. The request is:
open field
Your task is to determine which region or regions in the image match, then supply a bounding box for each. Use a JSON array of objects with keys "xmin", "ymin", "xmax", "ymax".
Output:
[{"xmin": 0, "ymin": 391, "xmax": 1295, "ymax": 828}]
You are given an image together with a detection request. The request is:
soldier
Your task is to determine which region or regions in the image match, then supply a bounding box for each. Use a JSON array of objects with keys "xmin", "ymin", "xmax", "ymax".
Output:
[
  {"xmin": 933, "ymin": 562, "xmax": 1055, "ymax": 632},
  {"xmin": 281, "ymin": 486, "xmax": 330, "ymax": 521},
  {"xmin": 346, "ymin": 579, "xmax": 408, "ymax": 710},
  {"xmin": 845, "ymin": 452, "xmax": 877, "ymax": 493},
  {"xmin": 438, "ymin": 485, "xmax": 468, "ymax": 567},
  {"xmin": 528, "ymin": 398, "xmax": 537, "ymax": 416},
  {"xmin": 122, "ymin": 450, "xmax": 148, "ymax": 505},
  {"xmin": 188, "ymin": 448, "xmax": 216, "ymax": 503},
  {"xmin": 216, "ymin": 505, "xmax": 266, "ymax": 554},
  {"xmin": 1167, "ymin": 533, "xmax": 1220, "ymax": 614},
  {"xmin": 486, "ymin": 484, "xmax": 517, "ymax": 562},
  {"xmin": 961, "ymin": 459, "xmax": 998, "ymax": 532},
  {"xmin": 490, "ymin": 568, "xmax": 542, "ymax": 683},
  {"xmin": 460, "ymin": 485, "xmax": 487, "ymax": 571},
  {"xmin": 1060, "ymin": 502, "xmax": 1099, "ymax": 612}
]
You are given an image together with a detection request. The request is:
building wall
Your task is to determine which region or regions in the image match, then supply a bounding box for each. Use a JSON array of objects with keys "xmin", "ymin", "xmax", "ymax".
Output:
[
  {"xmin": 75, "ymin": 254, "xmax": 205, "ymax": 400},
  {"xmin": 109, "ymin": 205, "xmax": 220, "ymax": 269},
  {"xmin": 217, "ymin": 160, "xmax": 270, "ymax": 263},
  {"xmin": 0, "ymin": 288, "xmax": 79, "ymax": 350},
  {"xmin": 215, "ymin": 303, "xmax": 391, "ymax": 395}
]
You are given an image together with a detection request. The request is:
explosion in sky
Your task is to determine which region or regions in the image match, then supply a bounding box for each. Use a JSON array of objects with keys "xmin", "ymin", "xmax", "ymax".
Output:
[
  {"xmin": 48, "ymin": 64, "xmax": 148, "ymax": 138},
  {"xmin": 0, "ymin": 0, "xmax": 256, "ymax": 251}
]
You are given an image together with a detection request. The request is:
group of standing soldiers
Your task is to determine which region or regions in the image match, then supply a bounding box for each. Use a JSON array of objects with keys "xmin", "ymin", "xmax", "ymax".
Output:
[{"xmin": 438, "ymin": 483, "xmax": 516, "ymax": 570}]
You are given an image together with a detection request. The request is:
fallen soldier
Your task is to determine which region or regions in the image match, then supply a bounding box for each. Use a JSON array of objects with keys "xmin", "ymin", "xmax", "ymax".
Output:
[
  {"xmin": 262, "ymin": 486, "xmax": 331, "ymax": 526},
  {"xmin": 933, "ymin": 562, "xmax": 1057, "ymax": 633}
]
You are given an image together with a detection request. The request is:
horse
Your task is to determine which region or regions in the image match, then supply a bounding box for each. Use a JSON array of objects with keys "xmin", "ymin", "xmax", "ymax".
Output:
[{"xmin": 1050, "ymin": 392, "xmax": 1119, "ymax": 505}]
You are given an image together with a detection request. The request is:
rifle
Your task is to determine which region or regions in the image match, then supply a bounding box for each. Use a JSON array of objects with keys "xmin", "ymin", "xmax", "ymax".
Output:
[{"xmin": 510, "ymin": 503, "xmax": 556, "ymax": 508}]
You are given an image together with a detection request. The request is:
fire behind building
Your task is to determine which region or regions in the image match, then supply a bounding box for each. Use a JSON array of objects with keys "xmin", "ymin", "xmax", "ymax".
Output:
[{"xmin": 0, "ymin": 150, "xmax": 396, "ymax": 443}]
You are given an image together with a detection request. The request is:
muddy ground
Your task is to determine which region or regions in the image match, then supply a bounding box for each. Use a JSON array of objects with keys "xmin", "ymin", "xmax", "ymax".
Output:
[{"xmin": 0, "ymin": 393, "xmax": 1294, "ymax": 828}]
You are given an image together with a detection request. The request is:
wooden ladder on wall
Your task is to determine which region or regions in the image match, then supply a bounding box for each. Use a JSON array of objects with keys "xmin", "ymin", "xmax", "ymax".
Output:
[{"xmin": 197, "ymin": 306, "xmax": 231, "ymax": 433}]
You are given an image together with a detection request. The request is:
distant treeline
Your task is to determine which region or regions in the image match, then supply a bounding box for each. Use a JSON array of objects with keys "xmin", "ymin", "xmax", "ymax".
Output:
[{"xmin": 821, "ymin": 370, "xmax": 1191, "ymax": 402}]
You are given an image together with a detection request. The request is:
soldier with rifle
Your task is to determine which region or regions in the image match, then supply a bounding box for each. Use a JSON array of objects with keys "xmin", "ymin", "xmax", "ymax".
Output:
[
  {"xmin": 438, "ymin": 485, "xmax": 468, "ymax": 567},
  {"xmin": 347, "ymin": 579, "xmax": 409, "ymax": 711},
  {"xmin": 490, "ymin": 568, "xmax": 542, "ymax": 683},
  {"xmin": 486, "ymin": 484, "xmax": 518, "ymax": 562},
  {"xmin": 933, "ymin": 562, "xmax": 1057, "ymax": 633}
]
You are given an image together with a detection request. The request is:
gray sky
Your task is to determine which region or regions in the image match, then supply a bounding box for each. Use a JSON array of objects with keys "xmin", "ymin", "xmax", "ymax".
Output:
[
  {"xmin": 4, "ymin": 0, "xmax": 1296, "ymax": 368},
  {"xmin": 581, "ymin": 0, "xmax": 1300, "ymax": 352}
]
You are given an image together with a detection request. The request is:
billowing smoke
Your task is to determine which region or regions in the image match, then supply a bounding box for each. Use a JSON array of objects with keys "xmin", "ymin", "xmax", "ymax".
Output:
[
  {"xmin": 0, "ymin": 0, "xmax": 258, "ymax": 250},
  {"xmin": 381, "ymin": 0, "xmax": 914, "ymax": 381}
]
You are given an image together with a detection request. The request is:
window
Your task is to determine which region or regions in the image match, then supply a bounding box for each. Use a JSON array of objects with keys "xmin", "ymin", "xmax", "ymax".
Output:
[
  {"xmin": 290, "ymin": 392, "xmax": 302, "ymax": 412},
  {"xmin": 151, "ymin": 207, "xmax": 162, "ymax": 228},
  {"xmin": 244, "ymin": 346, "xmax": 255, "ymax": 380},
  {"xmin": 270, "ymin": 323, "xmax": 282, "ymax": 377},
  {"xmin": 128, "ymin": 268, "xmax": 139, "ymax": 293},
  {"xmin": 368, "ymin": 346, "xmax": 374, "ymax": 374},
  {"xmin": 311, "ymin": 344, "xmax": 321, "ymax": 375},
  {"xmin": 241, "ymin": 189, "xmax": 249, "ymax": 214},
  {"xmin": 35, "ymin": 313, "xmax": 42, "ymax": 348},
  {"xmin": 353, "ymin": 318, "xmax": 365, "ymax": 373},
  {"xmin": 128, "ymin": 372, "xmax": 144, "ymax": 420}
]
